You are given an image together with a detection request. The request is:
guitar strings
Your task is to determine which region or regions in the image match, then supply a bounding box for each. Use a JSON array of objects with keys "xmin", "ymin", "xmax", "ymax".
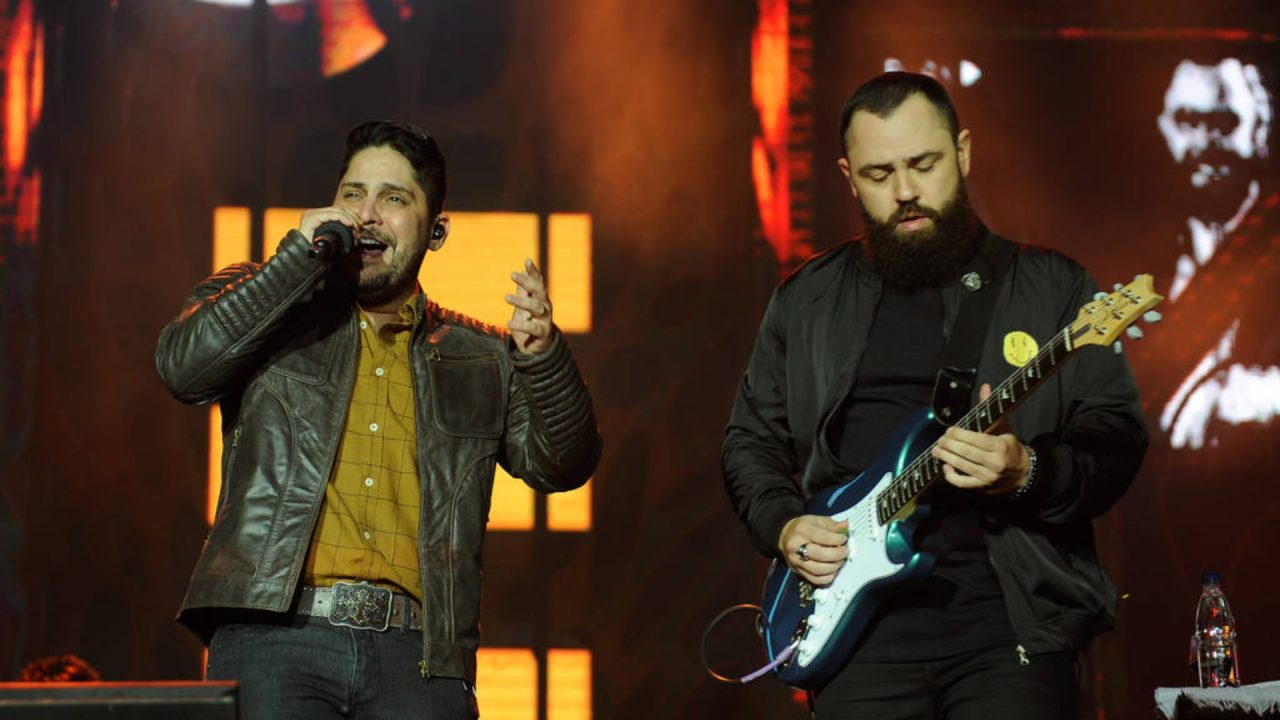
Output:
[{"xmin": 873, "ymin": 327, "xmax": 1074, "ymax": 525}]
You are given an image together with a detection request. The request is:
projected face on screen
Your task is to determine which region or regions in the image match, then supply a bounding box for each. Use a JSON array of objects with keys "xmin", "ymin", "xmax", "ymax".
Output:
[
  {"xmin": 1157, "ymin": 59, "xmax": 1272, "ymax": 301},
  {"xmin": 1154, "ymin": 58, "xmax": 1280, "ymax": 450},
  {"xmin": 1158, "ymin": 59, "xmax": 1271, "ymax": 189}
]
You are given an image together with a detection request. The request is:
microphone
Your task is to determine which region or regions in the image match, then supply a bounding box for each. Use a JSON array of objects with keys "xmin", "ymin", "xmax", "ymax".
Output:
[{"xmin": 307, "ymin": 221, "xmax": 355, "ymax": 261}]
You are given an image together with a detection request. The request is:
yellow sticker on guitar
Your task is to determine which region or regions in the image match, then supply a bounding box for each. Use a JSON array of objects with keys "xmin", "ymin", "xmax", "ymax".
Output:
[{"xmin": 1003, "ymin": 331, "xmax": 1038, "ymax": 367}]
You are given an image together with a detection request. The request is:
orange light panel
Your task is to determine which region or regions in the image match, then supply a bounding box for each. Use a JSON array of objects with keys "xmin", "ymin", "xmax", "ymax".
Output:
[
  {"xmin": 421, "ymin": 212, "xmax": 540, "ymax": 328},
  {"xmin": 213, "ymin": 207, "xmax": 251, "ymax": 271},
  {"xmin": 207, "ymin": 405, "xmax": 223, "ymax": 526},
  {"xmin": 547, "ymin": 214, "xmax": 592, "ymax": 333},
  {"xmin": 30, "ymin": 21, "xmax": 44, "ymax": 128},
  {"xmin": 751, "ymin": 0, "xmax": 788, "ymax": 143},
  {"xmin": 488, "ymin": 466, "xmax": 535, "ymax": 531},
  {"xmin": 547, "ymin": 649, "xmax": 592, "ymax": 720},
  {"xmin": 548, "ymin": 479, "xmax": 592, "ymax": 532},
  {"xmin": 476, "ymin": 648, "xmax": 537, "ymax": 720},
  {"xmin": 5, "ymin": 0, "xmax": 33, "ymax": 181},
  {"xmin": 751, "ymin": 138, "xmax": 778, "ymax": 238},
  {"xmin": 263, "ymin": 207, "xmax": 305, "ymax": 258},
  {"xmin": 750, "ymin": 0, "xmax": 793, "ymax": 265}
]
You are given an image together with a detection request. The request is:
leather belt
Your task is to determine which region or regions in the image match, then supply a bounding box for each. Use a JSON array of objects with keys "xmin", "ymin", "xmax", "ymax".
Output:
[{"xmin": 296, "ymin": 582, "xmax": 423, "ymax": 632}]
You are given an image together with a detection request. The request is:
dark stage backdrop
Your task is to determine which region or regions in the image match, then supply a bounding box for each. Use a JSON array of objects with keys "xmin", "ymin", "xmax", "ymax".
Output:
[{"xmin": 1, "ymin": 1, "xmax": 1277, "ymax": 719}]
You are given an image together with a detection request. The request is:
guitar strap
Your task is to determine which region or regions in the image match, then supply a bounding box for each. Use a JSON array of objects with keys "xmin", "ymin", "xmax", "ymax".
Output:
[{"xmin": 931, "ymin": 233, "xmax": 1018, "ymax": 425}]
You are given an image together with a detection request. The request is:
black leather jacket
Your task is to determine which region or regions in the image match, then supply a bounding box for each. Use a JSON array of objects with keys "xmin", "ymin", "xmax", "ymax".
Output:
[
  {"xmin": 723, "ymin": 232, "xmax": 1148, "ymax": 656},
  {"xmin": 156, "ymin": 231, "xmax": 601, "ymax": 681}
]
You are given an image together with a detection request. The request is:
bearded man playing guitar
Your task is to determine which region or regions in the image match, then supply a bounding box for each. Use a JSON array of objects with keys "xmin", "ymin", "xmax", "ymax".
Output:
[{"xmin": 722, "ymin": 72, "xmax": 1149, "ymax": 719}]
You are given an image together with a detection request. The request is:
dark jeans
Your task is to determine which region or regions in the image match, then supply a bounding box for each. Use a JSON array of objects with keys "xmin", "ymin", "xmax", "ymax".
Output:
[
  {"xmin": 813, "ymin": 646, "xmax": 1078, "ymax": 720},
  {"xmin": 206, "ymin": 615, "xmax": 478, "ymax": 720}
]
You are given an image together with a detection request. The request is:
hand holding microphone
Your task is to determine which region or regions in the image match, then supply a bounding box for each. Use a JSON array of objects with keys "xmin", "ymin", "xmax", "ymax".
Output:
[
  {"xmin": 307, "ymin": 221, "xmax": 355, "ymax": 260},
  {"xmin": 297, "ymin": 208, "xmax": 361, "ymax": 262}
]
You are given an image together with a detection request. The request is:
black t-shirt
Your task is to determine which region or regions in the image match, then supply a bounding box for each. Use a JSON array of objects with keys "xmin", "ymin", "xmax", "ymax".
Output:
[{"xmin": 826, "ymin": 283, "xmax": 1015, "ymax": 662}]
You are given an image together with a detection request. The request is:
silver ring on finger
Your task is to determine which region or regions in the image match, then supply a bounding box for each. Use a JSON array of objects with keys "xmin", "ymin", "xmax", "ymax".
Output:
[{"xmin": 797, "ymin": 543, "xmax": 810, "ymax": 562}]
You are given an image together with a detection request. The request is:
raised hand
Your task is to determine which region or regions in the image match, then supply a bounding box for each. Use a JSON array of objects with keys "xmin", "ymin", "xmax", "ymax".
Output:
[{"xmin": 505, "ymin": 258, "xmax": 553, "ymax": 354}]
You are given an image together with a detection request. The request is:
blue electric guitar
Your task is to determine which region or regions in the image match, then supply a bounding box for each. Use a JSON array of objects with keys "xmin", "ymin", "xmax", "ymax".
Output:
[{"xmin": 759, "ymin": 275, "xmax": 1163, "ymax": 688}]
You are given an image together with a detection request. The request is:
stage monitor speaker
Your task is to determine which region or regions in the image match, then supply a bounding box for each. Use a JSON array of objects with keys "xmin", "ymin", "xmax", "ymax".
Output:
[{"xmin": 0, "ymin": 681, "xmax": 237, "ymax": 719}]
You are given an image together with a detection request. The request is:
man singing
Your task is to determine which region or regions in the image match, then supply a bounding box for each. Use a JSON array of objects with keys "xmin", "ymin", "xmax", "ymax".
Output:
[
  {"xmin": 722, "ymin": 72, "xmax": 1147, "ymax": 718},
  {"xmin": 157, "ymin": 120, "xmax": 601, "ymax": 719}
]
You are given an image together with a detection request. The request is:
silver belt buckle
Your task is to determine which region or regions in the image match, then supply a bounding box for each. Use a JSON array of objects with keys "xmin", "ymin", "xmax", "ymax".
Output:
[{"xmin": 329, "ymin": 581, "xmax": 392, "ymax": 631}]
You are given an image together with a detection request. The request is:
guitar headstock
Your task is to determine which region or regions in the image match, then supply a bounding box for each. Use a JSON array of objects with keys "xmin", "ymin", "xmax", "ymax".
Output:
[{"xmin": 1069, "ymin": 274, "xmax": 1164, "ymax": 350}]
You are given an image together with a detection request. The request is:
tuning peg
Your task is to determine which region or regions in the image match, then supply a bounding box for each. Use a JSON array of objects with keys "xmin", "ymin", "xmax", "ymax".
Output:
[
  {"xmin": 1114, "ymin": 283, "xmax": 1123, "ymax": 291},
  {"xmin": 1094, "ymin": 292, "xmax": 1108, "ymax": 301},
  {"xmin": 1143, "ymin": 311, "xmax": 1162, "ymax": 323},
  {"xmin": 1126, "ymin": 326, "xmax": 1144, "ymax": 340},
  {"xmin": 1113, "ymin": 340, "xmax": 1124, "ymax": 354}
]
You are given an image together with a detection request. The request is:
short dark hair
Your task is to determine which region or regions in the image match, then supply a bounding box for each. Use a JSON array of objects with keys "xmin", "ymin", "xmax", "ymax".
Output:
[
  {"xmin": 338, "ymin": 120, "xmax": 448, "ymax": 219},
  {"xmin": 839, "ymin": 72, "xmax": 960, "ymax": 153}
]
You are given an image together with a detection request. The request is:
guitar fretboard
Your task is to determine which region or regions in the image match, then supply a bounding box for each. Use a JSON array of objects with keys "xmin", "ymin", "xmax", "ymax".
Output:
[{"xmin": 874, "ymin": 327, "xmax": 1077, "ymax": 526}]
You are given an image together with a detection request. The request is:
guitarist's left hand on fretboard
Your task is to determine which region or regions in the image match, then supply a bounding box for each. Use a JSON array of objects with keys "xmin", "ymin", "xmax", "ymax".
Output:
[{"xmin": 931, "ymin": 384, "xmax": 1031, "ymax": 495}]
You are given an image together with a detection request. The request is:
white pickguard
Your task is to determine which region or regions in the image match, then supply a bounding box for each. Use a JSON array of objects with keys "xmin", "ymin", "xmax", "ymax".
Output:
[{"xmin": 794, "ymin": 471, "xmax": 903, "ymax": 668}]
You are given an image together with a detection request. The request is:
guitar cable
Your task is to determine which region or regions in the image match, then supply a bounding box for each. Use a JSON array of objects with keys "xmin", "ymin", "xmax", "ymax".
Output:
[{"xmin": 700, "ymin": 603, "xmax": 800, "ymax": 683}]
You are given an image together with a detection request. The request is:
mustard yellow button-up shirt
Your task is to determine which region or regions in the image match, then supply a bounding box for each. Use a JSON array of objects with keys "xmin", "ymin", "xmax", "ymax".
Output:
[{"xmin": 303, "ymin": 294, "xmax": 423, "ymax": 603}]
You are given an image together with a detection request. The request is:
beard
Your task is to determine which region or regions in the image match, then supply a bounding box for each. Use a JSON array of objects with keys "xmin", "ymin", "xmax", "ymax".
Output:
[
  {"xmin": 1173, "ymin": 153, "xmax": 1257, "ymax": 227},
  {"xmin": 859, "ymin": 178, "xmax": 980, "ymax": 290},
  {"xmin": 351, "ymin": 229, "xmax": 428, "ymax": 308}
]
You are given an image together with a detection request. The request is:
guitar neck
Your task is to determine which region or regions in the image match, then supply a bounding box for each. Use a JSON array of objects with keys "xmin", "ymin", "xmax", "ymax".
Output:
[{"xmin": 874, "ymin": 327, "xmax": 1079, "ymax": 525}]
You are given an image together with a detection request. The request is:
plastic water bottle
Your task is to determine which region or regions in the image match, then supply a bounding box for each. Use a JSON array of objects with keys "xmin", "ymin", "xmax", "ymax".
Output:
[{"xmin": 1189, "ymin": 571, "xmax": 1240, "ymax": 687}]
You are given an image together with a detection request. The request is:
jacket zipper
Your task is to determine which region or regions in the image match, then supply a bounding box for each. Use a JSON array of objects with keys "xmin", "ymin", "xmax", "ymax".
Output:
[
  {"xmin": 984, "ymin": 534, "xmax": 1031, "ymax": 669},
  {"xmin": 416, "ymin": 332, "xmax": 434, "ymax": 678},
  {"xmin": 215, "ymin": 425, "xmax": 242, "ymax": 518}
]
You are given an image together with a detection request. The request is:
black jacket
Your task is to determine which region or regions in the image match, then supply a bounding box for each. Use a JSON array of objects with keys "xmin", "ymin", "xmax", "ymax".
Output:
[
  {"xmin": 156, "ymin": 231, "xmax": 602, "ymax": 681},
  {"xmin": 722, "ymin": 232, "xmax": 1148, "ymax": 655}
]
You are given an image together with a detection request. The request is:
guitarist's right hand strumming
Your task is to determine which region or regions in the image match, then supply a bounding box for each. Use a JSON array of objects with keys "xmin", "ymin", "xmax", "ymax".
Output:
[{"xmin": 778, "ymin": 515, "xmax": 849, "ymax": 586}]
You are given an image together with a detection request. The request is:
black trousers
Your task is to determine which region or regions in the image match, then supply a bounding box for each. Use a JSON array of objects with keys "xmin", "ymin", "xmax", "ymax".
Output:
[{"xmin": 813, "ymin": 646, "xmax": 1078, "ymax": 720}]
